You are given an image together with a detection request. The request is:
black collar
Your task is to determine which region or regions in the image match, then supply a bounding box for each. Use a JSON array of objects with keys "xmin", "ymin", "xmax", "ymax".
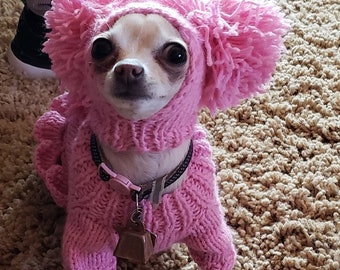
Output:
[{"xmin": 90, "ymin": 133, "xmax": 193, "ymax": 201}]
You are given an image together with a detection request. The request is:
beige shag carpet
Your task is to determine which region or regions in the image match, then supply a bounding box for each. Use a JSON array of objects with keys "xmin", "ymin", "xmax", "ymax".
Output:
[{"xmin": 1, "ymin": 0, "xmax": 339, "ymax": 269}]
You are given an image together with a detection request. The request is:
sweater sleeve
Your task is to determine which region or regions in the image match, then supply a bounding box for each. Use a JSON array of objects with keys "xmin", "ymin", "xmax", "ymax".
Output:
[{"xmin": 33, "ymin": 93, "xmax": 69, "ymax": 207}]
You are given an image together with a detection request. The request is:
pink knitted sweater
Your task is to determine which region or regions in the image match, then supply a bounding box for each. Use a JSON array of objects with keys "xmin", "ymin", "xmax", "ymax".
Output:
[{"xmin": 34, "ymin": 0, "xmax": 288, "ymax": 269}]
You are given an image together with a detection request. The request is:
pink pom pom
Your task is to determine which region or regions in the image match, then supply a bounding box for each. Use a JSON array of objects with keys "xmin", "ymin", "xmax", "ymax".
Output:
[{"xmin": 189, "ymin": 0, "xmax": 290, "ymax": 113}]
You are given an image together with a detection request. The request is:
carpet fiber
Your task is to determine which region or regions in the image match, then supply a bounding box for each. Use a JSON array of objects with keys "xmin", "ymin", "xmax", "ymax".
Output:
[{"xmin": 1, "ymin": 0, "xmax": 339, "ymax": 269}]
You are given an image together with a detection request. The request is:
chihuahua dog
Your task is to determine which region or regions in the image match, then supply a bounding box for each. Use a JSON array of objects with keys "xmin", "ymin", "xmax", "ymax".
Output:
[{"xmin": 36, "ymin": 11, "xmax": 236, "ymax": 269}]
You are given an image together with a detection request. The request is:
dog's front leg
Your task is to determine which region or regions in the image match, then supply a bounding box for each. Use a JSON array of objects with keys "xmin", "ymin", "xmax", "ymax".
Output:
[
  {"xmin": 62, "ymin": 216, "xmax": 118, "ymax": 270},
  {"xmin": 184, "ymin": 204, "xmax": 236, "ymax": 270}
]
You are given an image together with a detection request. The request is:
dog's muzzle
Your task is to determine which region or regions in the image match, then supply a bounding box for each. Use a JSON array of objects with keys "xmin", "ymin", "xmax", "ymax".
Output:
[{"xmin": 113, "ymin": 60, "xmax": 150, "ymax": 100}]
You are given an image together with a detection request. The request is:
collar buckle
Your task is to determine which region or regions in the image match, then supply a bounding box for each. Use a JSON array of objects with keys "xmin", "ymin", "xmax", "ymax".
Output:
[{"xmin": 99, "ymin": 163, "xmax": 141, "ymax": 195}]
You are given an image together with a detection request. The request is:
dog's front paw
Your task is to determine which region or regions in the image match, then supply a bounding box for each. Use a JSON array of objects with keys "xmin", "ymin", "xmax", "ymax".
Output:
[{"xmin": 63, "ymin": 218, "xmax": 118, "ymax": 270}]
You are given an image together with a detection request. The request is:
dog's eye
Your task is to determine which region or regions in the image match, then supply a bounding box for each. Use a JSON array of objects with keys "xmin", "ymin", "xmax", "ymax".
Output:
[
  {"xmin": 163, "ymin": 43, "xmax": 187, "ymax": 65},
  {"xmin": 91, "ymin": 38, "xmax": 113, "ymax": 60}
]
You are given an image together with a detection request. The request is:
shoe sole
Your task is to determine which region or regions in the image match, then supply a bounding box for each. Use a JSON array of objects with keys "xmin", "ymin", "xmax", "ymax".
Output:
[{"xmin": 7, "ymin": 48, "xmax": 56, "ymax": 79}]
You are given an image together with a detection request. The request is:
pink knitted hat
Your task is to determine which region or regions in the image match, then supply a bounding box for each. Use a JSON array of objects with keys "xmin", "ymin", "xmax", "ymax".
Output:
[{"xmin": 44, "ymin": 0, "xmax": 289, "ymax": 152}]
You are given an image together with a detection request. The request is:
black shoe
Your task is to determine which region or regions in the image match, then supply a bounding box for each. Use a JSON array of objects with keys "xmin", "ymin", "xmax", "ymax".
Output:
[{"xmin": 7, "ymin": 5, "xmax": 55, "ymax": 78}]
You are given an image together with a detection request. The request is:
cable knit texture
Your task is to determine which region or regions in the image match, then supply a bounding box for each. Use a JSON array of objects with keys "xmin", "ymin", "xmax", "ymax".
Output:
[{"xmin": 33, "ymin": 0, "xmax": 288, "ymax": 269}]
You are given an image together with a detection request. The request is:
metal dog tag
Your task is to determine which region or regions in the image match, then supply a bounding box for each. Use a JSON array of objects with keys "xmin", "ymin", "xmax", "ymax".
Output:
[
  {"xmin": 114, "ymin": 219, "xmax": 156, "ymax": 264},
  {"xmin": 114, "ymin": 200, "xmax": 156, "ymax": 264}
]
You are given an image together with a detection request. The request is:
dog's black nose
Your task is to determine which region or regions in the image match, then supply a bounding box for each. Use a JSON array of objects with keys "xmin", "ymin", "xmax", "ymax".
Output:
[{"xmin": 114, "ymin": 63, "xmax": 144, "ymax": 84}]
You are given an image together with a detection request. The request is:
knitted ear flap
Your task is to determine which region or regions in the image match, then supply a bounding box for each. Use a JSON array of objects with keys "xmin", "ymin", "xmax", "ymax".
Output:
[{"xmin": 188, "ymin": 0, "xmax": 289, "ymax": 113}]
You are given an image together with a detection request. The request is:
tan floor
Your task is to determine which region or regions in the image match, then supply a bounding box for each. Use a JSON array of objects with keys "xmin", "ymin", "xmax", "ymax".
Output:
[{"xmin": 0, "ymin": 0, "xmax": 339, "ymax": 269}]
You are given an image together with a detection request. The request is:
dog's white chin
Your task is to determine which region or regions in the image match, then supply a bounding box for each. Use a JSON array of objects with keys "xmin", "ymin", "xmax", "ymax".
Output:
[{"xmin": 110, "ymin": 98, "xmax": 169, "ymax": 121}]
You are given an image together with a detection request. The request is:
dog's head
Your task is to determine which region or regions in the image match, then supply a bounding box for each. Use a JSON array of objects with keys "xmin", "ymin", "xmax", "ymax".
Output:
[{"xmin": 91, "ymin": 13, "xmax": 189, "ymax": 120}]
